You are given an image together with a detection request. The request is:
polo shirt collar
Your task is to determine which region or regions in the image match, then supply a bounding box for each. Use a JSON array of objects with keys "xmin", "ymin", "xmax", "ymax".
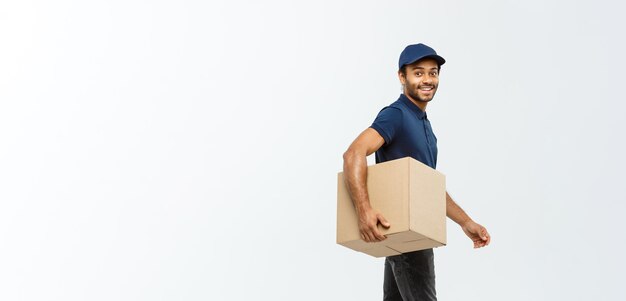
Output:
[{"xmin": 399, "ymin": 94, "xmax": 427, "ymax": 120}]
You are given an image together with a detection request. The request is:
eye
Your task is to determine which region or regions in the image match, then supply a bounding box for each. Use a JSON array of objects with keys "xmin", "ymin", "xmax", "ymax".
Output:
[{"xmin": 415, "ymin": 72, "xmax": 423, "ymax": 76}]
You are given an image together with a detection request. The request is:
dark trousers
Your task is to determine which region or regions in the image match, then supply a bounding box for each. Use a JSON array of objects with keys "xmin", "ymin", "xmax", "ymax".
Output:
[{"xmin": 383, "ymin": 249, "xmax": 436, "ymax": 301}]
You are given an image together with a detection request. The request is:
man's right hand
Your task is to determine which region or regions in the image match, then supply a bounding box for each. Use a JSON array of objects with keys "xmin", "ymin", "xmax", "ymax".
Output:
[{"xmin": 358, "ymin": 208, "xmax": 391, "ymax": 242}]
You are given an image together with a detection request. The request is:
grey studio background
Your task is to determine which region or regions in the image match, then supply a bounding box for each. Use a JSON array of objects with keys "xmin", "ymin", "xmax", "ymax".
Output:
[{"xmin": 1, "ymin": 0, "xmax": 624, "ymax": 300}]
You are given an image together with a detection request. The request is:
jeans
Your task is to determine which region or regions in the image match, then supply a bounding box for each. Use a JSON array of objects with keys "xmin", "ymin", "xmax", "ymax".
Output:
[{"xmin": 383, "ymin": 249, "xmax": 436, "ymax": 301}]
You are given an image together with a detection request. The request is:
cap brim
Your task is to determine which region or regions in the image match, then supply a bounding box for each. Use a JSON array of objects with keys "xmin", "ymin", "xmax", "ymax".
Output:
[
  {"xmin": 403, "ymin": 54, "xmax": 446, "ymax": 69},
  {"xmin": 425, "ymin": 54, "xmax": 446, "ymax": 66}
]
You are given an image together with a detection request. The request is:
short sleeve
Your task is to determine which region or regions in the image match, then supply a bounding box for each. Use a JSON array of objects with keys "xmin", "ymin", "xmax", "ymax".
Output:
[{"xmin": 370, "ymin": 107, "xmax": 403, "ymax": 145}]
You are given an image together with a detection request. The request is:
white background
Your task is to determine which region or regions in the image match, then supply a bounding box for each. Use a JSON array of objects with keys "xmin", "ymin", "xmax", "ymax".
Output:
[{"xmin": 1, "ymin": 0, "xmax": 625, "ymax": 300}]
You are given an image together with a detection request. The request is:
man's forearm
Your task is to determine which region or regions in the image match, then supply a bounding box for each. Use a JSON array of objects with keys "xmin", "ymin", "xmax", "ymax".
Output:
[
  {"xmin": 342, "ymin": 144, "xmax": 390, "ymax": 243},
  {"xmin": 446, "ymin": 191, "xmax": 472, "ymax": 226},
  {"xmin": 342, "ymin": 151, "xmax": 371, "ymax": 214}
]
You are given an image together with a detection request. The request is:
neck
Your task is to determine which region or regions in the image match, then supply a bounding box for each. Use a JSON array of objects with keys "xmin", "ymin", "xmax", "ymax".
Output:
[{"xmin": 403, "ymin": 93, "xmax": 428, "ymax": 112}]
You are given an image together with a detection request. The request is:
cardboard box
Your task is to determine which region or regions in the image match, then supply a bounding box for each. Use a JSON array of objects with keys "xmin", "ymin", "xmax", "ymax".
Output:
[{"xmin": 337, "ymin": 157, "xmax": 447, "ymax": 257}]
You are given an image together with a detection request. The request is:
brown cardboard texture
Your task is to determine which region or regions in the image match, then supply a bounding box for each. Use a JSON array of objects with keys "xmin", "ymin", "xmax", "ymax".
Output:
[{"xmin": 337, "ymin": 157, "xmax": 446, "ymax": 257}]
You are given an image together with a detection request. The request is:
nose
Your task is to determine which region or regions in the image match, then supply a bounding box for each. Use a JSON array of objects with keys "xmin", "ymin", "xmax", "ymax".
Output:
[{"xmin": 422, "ymin": 74, "xmax": 433, "ymax": 85}]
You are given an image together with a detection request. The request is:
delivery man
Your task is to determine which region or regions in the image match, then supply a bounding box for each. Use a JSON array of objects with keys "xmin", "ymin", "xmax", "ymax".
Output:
[{"xmin": 342, "ymin": 43, "xmax": 491, "ymax": 301}]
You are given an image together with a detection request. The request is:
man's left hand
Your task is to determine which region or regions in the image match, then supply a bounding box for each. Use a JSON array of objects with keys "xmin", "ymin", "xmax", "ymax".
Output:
[{"xmin": 461, "ymin": 221, "xmax": 491, "ymax": 249}]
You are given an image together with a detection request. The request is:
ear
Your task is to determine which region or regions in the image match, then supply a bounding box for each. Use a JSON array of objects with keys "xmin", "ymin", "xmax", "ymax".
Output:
[{"xmin": 397, "ymin": 70, "xmax": 406, "ymax": 85}]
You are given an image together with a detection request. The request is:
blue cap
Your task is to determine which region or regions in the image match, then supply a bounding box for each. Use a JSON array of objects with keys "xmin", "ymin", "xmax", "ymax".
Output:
[{"xmin": 398, "ymin": 43, "xmax": 446, "ymax": 70}]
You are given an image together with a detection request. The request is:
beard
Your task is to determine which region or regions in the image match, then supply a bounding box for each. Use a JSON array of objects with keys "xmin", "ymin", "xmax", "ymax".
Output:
[{"xmin": 406, "ymin": 84, "xmax": 437, "ymax": 103}]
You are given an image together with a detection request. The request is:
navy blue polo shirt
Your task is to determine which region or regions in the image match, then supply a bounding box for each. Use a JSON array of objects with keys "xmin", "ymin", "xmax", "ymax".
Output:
[{"xmin": 370, "ymin": 94, "xmax": 438, "ymax": 168}]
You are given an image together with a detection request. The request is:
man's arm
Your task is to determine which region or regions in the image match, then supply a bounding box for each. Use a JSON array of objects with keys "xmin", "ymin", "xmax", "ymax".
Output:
[
  {"xmin": 446, "ymin": 191, "xmax": 491, "ymax": 248},
  {"xmin": 342, "ymin": 128, "xmax": 390, "ymax": 243}
]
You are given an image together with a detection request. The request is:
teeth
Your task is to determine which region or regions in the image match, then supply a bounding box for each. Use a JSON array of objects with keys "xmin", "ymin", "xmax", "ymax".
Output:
[{"xmin": 420, "ymin": 87, "xmax": 433, "ymax": 91}]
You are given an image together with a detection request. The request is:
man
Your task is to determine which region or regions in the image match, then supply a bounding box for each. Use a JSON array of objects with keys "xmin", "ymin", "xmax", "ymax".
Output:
[{"xmin": 342, "ymin": 43, "xmax": 491, "ymax": 301}]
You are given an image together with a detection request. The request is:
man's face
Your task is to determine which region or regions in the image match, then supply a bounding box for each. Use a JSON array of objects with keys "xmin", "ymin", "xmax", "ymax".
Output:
[{"xmin": 399, "ymin": 58, "xmax": 440, "ymax": 103}]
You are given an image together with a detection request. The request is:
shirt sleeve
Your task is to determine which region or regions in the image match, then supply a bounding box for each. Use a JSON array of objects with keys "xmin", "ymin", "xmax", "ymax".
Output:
[{"xmin": 370, "ymin": 107, "xmax": 403, "ymax": 145}]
